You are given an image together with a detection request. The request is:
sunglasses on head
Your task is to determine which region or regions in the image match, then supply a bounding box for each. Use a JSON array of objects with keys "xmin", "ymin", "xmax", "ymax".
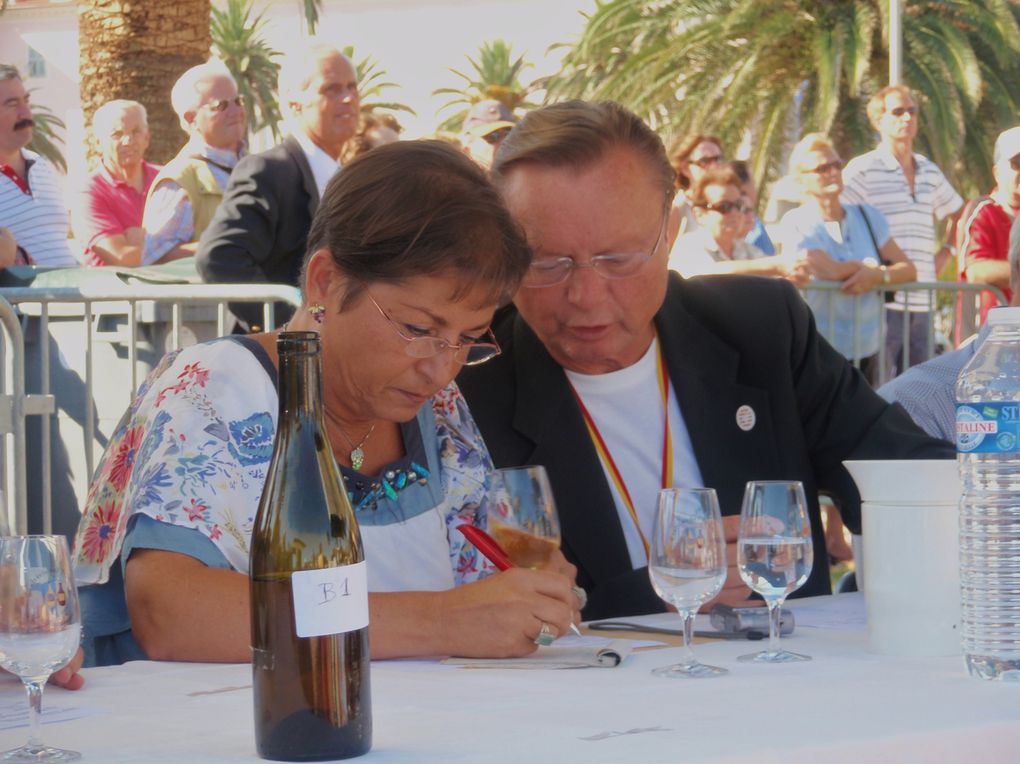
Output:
[
  {"xmin": 691, "ymin": 154, "xmax": 722, "ymax": 169},
  {"xmin": 808, "ymin": 160, "xmax": 843, "ymax": 175},
  {"xmin": 204, "ymin": 96, "xmax": 245, "ymax": 113},
  {"xmin": 890, "ymin": 106, "xmax": 918, "ymax": 117}
]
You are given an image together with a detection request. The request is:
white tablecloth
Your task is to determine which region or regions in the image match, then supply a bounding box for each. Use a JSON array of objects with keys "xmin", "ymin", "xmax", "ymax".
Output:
[{"xmin": 2, "ymin": 594, "xmax": 1018, "ymax": 763}]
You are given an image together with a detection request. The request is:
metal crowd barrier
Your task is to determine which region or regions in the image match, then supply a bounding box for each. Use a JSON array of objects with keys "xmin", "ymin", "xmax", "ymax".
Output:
[
  {"xmin": 801, "ymin": 280, "xmax": 1007, "ymax": 384},
  {"xmin": 0, "ymin": 283, "xmax": 302, "ymax": 536}
]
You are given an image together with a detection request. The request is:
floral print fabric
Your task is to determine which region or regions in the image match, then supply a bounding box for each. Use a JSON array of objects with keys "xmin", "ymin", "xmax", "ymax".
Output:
[{"xmin": 72, "ymin": 337, "xmax": 496, "ymax": 588}]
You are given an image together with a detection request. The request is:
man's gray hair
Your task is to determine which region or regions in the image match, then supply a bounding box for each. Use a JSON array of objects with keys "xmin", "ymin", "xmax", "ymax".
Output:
[
  {"xmin": 0, "ymin": 64, "xmax": 22, "ymax": 83},
  {"xmin": 277, "ymin": 43, "xmax": 352, "ymax": 107},
  {"xmin": 92, "ymin": 99, "xmax": 148, "ymax": 139},
  {"xmin": 170, "ymin": 60, "xmax": 235, "ymax": 130}
]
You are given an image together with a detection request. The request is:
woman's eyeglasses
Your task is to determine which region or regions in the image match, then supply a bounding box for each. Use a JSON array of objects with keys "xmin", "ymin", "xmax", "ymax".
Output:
[
  {"xmin": 889, "ymin": 106, "xmax": 918, "ymax": 118},
  {"xmin": 807, "ymin": 160, "xmax": 843, "ymax": 175},
  {"xmin": 203, "ymin": 96, "xmax": 245, "ymax": 113},
  {"xmin": 690, "ymin": 154, "xmax": 722, "ymax": 169},
  {"xmin": 366, "ymin": 293, "xmax": 501, "ymax": 366},
  {"xmin": 696, "ymin": 199, "xmax": 745, "ymax": 215}
]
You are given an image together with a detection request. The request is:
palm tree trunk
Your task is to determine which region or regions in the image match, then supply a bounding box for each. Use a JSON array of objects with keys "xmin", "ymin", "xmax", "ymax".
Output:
[{"xmin": 78, "ymin": 0, "xmax": 211, "ymax": 166}]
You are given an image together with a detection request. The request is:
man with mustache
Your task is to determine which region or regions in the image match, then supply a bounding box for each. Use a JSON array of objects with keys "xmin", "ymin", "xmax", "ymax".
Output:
[
  {"xmin": 0, "ymin": 64, "xmax": 77, "ymax": 267},
  {"xmin": 76, "ymin": 100, "xmax": 160, "ymax": 267},
  {"xmin": 141, "ymin": 60, "xmax": 246, "ymax": 265},
  {"xmin": 198, "ymin": 44, "xmax": 359, "ymax": 332}
]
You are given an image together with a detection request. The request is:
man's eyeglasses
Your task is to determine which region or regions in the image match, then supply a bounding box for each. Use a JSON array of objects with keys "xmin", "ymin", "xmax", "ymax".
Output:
[
  {"xmin": 366, "ymin": 293, "xmax": 501, "ymax": 366},
  {"xmin": 696, "ymin": 199, "xmax": 745, "ymax": 215},
  {"xmin": 522, "ymin": 205, "xmax": 669, "ymax": 288},
  {"xmin": 807, "ymin": 160, "xmax": 843, "ymax": 175},
  {"xmin": 203, "ymin": 96, "xmax": 245, "ymax": 113},
  {"xmin": 889, "ymin": 106, "xmax": 918, "ymax": 118},
  {"xmin": 482, "ymin": 127, "xmax": 512, "ymax": 146},
  {"xmin": 690, "ymin": 154, "xmax": 722, "ymax": 169}
]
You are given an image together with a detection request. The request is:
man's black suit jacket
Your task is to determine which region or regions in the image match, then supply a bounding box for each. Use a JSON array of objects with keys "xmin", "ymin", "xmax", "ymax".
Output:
[
  {"xmin": 458, "ymin": 273, "xmax": 954, "ymax": 620},
  {"xmin": 197, "ymin": 134, "xmax": 318, "ymax": 331}
]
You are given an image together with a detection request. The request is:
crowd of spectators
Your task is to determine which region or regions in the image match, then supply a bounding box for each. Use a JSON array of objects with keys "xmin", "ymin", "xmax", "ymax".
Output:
[{"xmin": 4, "ymin": 52, "xmax": 1013, "ymax": 380}]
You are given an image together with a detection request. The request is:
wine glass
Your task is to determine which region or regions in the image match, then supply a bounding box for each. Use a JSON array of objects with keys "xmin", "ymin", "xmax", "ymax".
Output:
[
  {"xmin": 0, "ymin": 535, "xmax": 82, "ymax": 761},
  {"xmin": 737, "ymin": 480, "xmax": 814, "ymax": 663},
  {"xmin": 487, "ymin": 465, "xmax": 561, "ymax": 569},
  {"xmin": 648, "ymin": 487, "xmax": 728, "ymax": 678}
]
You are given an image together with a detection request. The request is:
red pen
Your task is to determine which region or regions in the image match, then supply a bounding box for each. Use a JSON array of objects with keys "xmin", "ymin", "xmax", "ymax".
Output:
[{"xmin": 457, "ymin": 523, "xmax": 582, "ymax": 636}]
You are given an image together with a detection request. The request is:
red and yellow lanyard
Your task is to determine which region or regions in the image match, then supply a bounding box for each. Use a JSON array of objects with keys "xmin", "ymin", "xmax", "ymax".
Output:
[{"xmin": 569, "ymin": 341, "xmax": 673, "ymax": 557}]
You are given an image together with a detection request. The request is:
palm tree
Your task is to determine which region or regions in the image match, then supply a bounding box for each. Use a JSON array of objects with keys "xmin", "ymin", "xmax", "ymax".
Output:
[
  {"xmin": 433, "ymin": 39, "xmax": 538, "ymax": 133},
  {"xmin": 341, "ymin": 46, "xmax": 416, "ymax": 118},
  {"xmin": 26, "ymin": 99, "xmax": 66, "ymax": 173},
  {"xmin": 78, "ymin": 0, "xmax": 212, "ymax": 165},
  {"xmin": 542, "ymin": 0, "xmax": 1020, "ymax": 198},
  {"xmin": 212, "ymin": 0, "xmax": 283, "ymax": 141}
]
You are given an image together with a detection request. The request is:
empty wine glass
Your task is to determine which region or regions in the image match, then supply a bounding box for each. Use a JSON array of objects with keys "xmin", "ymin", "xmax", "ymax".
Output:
[
  {"xmin": 487, "ymin": 466, "xmax": 561, "ymax": 569},
  {"xmin": 737, "ymin": 480, "xmax": 814, "ymax": 663},
  {"xmin": 648, "ymin": 487, "xmax": 728, "ymax": 678},
  {"xmin": 0, "ymin": 535, "xmax": 82, "ymax": 761}
]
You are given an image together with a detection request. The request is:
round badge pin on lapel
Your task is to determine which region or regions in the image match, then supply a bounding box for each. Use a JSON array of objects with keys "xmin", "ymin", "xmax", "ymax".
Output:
[{"xmin": 736, "ymin": 405, "xmax": 756, "ymax": 431}]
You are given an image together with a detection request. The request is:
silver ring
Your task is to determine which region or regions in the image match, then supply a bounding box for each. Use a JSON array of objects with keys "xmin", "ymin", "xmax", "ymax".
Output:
[
  {"xmin": 534, "ymin": 622, "xmax": 556, "ymax": 646},
  {"xmin": 572, "ymin": 585, "xmax": 588, "ymax": 610}
]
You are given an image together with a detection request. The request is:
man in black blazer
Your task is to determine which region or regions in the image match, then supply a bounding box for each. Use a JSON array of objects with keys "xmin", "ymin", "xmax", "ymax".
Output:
[
  {"xmin": 458, "ymin": 101, "xmax": 953, "ymax": 622},
  {"xmin": 197, "ymin": 45, "xmax": 360, "ymax": 331}
]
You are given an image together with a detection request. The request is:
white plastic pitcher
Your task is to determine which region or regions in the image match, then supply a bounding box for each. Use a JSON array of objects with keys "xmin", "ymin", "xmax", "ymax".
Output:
[{"xmin": 844, "ymin": 460, "xmax": 961, "ymax": 656}]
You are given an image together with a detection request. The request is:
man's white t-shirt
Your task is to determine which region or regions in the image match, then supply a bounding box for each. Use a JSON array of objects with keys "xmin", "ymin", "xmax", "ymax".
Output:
[{"xmin": 564, "ymin": 336, "xmax": 704, "ymax": 568}]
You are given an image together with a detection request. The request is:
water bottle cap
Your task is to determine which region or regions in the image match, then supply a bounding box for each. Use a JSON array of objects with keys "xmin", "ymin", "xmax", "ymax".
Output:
[{"xmin": 985, "ymin": 307, "xmax": 1020, "ymax": 326}]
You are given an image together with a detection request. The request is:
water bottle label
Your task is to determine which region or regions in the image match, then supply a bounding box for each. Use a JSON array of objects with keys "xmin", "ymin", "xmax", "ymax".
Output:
[
  {"xmin": 956, "ymin": 403, "xmax": 1020, "ymax": 453},
  {"xmin": 291, "ymin": 560, "xmax": 369, "ymax": 638}
]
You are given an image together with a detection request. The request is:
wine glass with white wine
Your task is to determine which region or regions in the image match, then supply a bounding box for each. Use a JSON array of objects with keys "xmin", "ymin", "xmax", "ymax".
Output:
[
  {"xmin": 648, "ymin": 487, "xmax": 728, "ymax": 678},
  {"xmin": 737, "ymin": 480, "xmax": 813, "ymax": 663},
  {"xmin": 0, "ymin": 535, "xmax": 82, "ymax": 761},
  {"xmin": 487, "ymin": 465, "xmax": 561, "ymax": 569}
]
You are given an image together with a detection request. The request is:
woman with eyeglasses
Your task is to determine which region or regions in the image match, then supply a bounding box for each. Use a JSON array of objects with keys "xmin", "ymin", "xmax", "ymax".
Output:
[
  {"xmin": 669, "ymin": 167, "xmax": 807, "ymax": 283},
  {"xmin": 667, "ymin": 133, "xmax": 724, "ymax": 239},
  {"xmin": 779, "ymin": 133, "xmax": 915, "ymax": 384},
  {"xmin": 72, "ymin": 141, "xmax": 581, "ymax": 666}
]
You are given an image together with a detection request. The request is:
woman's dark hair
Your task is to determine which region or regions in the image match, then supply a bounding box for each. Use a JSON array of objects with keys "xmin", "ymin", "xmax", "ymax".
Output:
[
  {"xmin": 688, "ymin": 167, "xmax": 741, "ymax": 208},
  {"xmin": 305, "ymin": 139, "xmax": 531, "ymax": 308}
]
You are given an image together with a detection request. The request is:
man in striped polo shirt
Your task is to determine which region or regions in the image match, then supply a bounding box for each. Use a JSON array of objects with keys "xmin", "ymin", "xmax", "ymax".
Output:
[
  {"xmin": 0, "ymin": 64, "xmax": 77, "ymax": 267},
  {"xmin": 842, "ymin": 84, "xmax": 962, "ymax": 380}
]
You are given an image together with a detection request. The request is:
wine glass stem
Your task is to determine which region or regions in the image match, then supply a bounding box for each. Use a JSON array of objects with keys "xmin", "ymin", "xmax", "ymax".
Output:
[
  {"xmin": 24, "ymin": 678, "xmax": 45, "ymax": 748},
  {"xmin": 767, "ymin": 599, "xmax": 784, "ymax": 656},
  {"xmin": 679, "ymin": 608, "xmax": 697, "ymax": 665}
]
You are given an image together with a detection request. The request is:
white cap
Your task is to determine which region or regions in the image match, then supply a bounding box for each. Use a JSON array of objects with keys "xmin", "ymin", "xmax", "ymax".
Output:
[
  {"xmin": 994, "ymin": 126, "xmax": 1020, "ymax": 164},
  {"xmin": 985, "ymin": 306, "xmax": 1020, "ymax": 325}
]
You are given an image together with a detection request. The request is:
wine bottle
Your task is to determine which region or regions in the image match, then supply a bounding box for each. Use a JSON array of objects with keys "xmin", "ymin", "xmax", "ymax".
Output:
[{"xmin": 250, "ymin": 331, "xmax": 372, "ymax": 761}]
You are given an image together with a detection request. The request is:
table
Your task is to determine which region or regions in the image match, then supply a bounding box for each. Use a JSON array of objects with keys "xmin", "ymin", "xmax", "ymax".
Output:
[{"xmin": 2, "ymin": 594, "xmax": 1018, "ymax": 763}]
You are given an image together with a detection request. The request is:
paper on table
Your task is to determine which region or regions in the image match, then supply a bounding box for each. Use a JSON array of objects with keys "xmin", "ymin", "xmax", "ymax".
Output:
[
  {"xmin": 442, "ymin": 638, "xmax": 634, "ymax": 669},
  {"xmin": 0, "ymin": 700, "xmax": 105, "ymax": 731},
  {"xmin": 784, "ymin": 592, "xmax": 867, "ymax": 631}
]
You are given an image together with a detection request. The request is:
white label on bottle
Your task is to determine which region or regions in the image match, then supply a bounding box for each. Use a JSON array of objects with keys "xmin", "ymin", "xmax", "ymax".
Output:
[{"xmin": 291, "ymin": 561, "xmax": 369, "ymax": 638}]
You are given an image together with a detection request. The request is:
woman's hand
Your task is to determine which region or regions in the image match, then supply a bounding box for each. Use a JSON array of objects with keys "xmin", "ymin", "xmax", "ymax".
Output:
[
  {"xmin": 49, "ymin": 647, "xmax": 85, "ymax": 690},
  {"xmin": 540, "ymin": 548, "xmax": 577, "ymax": 583},
  {"xmin": 434, "ymin": 567, "xmax": 581, "ymax": 658},
  {"xmin": 841, "ymin": 264, "xmax": 884, "ymax": 295}
]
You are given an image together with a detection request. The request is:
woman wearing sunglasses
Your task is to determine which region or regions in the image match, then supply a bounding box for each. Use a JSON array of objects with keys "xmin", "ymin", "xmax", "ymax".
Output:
[
  {"xmin": 72, "ymin": 141, "xmax": 581, "ymax": 667},
  {"xmin": 779, "ymin": 133, "xmax": 915, "ymax": 384},
  {"xmin": 669, "ymin": 166, "xmax": 807, "ymax": 283}
]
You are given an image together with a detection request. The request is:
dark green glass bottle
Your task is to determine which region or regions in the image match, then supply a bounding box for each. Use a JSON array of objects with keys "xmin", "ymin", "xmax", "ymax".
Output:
[{"xmin": 250, "ymin": 331, "xmax": 371, "ymax": 761}]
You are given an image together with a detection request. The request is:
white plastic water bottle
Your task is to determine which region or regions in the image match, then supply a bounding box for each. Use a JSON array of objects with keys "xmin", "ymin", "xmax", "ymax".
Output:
[{"xmin": 955, "ymin": 307, "xmax": 1020, "ymax": 681}]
